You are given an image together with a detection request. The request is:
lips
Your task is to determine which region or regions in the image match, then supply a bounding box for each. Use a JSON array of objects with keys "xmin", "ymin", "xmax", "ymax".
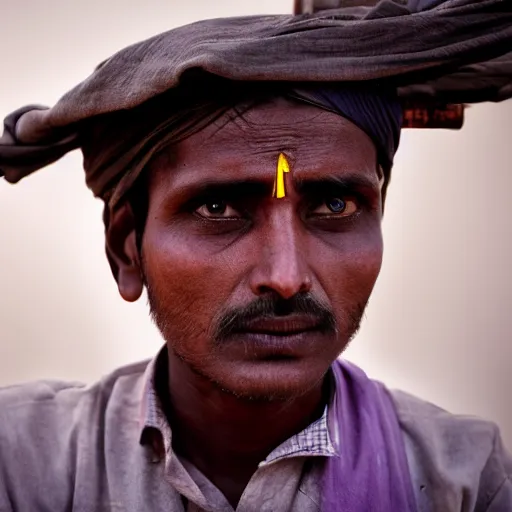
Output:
[
  {"xmin": 239, "ymin": 314, "xmax": 323, "ymax": 336},
  {"xmin": 225, "ymin": 314, "xmax": 325, "ymax": 360}
]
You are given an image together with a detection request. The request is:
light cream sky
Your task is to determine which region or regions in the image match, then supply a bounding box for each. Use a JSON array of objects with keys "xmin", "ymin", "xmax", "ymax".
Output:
[{"xmin": 1, "ymin": 0, "xmax": 511, "ymax": 447}]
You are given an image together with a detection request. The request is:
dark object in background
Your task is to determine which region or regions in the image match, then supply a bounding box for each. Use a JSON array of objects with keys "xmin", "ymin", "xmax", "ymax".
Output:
[{"xmin": 401, "ymin": 103, "xmax": 464, "ymax": 129}]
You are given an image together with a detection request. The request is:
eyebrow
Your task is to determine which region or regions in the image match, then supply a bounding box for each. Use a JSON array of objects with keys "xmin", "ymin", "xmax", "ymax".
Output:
[
  {"xmin": 294, "ymin": 174, "xmax": 380, "ymax": 195},
  {"xmin": 171, "ymin": 180, "xmax": 271, "ymax": 203},
  {"xmin": 170, "ymin": 174, "xmax": 379, "ymax": 203}
]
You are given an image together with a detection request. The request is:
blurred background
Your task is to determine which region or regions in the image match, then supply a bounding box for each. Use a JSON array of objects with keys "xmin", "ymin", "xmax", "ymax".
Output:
[{"xmin": 1, "ymin": 0, "xmax": 511, "ymax": 448}]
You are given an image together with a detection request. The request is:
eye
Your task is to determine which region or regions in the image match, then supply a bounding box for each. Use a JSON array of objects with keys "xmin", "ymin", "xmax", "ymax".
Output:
[
  {"xmin": 195, "ymin": 200, "xmax": 242, "ymax": 219},
  {"xmin": 311, "ymin": 196, "xmax": 359, "ymax": 217}
]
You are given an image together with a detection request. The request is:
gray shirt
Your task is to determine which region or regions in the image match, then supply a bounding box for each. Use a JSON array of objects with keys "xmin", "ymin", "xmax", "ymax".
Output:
[{"xmin": 0, "ymin": 351, "xmax": 511, "ymax": 511}]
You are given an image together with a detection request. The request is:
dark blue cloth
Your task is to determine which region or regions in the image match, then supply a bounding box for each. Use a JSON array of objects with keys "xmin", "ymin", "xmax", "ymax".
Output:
[{"xmin": 301, "ymin": 86, "xmax": 402, "ymax": 172}]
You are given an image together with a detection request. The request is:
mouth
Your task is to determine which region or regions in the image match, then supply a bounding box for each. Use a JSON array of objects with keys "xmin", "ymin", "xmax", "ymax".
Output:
[
  {"xmin": 226, "ymin": 314, "xmax": 325, "ymax": 360},
  {"xmin": 239, "ymin": 314, "xmax": 323, "ymax": 336}
]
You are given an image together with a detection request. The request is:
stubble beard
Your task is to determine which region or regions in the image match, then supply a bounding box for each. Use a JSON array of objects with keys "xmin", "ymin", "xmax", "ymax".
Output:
[{"xmin": 145, "ymin": 278, "xmax": 368, "ymax": 402}]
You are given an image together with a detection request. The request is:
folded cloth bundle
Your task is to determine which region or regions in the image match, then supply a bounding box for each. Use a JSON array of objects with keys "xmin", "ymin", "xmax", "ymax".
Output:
[{"xmin": 0, "ymin": 0, "xmax": 511, "ymax": 209}]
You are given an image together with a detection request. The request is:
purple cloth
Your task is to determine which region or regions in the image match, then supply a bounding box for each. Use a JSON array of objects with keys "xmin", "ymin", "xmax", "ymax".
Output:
[{"xmin": 324, "ymin": 359, "xmax": 417, "ymax": 511}]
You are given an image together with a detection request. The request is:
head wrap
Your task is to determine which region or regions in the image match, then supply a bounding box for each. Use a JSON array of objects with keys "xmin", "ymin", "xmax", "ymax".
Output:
[{"xmin": 0, "ymin": 0, "xmax": 511, "ymax": 210}]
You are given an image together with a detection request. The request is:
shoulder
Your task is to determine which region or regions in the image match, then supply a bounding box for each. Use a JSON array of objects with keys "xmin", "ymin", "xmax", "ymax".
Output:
[
  {"xmin": 390, "ymin": 389, "xmax": 512, "ymax": 512},
  {"xmin": 0, "ymin": 360, "xmax": 150, "ymax": 509},
  {"xmin": 0, "ymin": 359, "xmax": 149, "ymax": 423}
]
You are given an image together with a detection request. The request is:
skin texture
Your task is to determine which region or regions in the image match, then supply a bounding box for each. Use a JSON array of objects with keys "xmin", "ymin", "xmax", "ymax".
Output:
[{"xmin": 106, "ymin": 97, "xmax": 384, "ymax": 506}]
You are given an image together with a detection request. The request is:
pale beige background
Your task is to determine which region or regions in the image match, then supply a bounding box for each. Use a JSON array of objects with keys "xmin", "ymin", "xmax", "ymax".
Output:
[{"xmin": 1, "ymin": 0, "xmax": 511, "ymax": 448}]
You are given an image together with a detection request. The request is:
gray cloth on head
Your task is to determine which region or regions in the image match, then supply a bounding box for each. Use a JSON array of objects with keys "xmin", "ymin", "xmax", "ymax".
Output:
[{"xmin": 0, "ymin": 0, "xmax": 511, "ymax": 207}]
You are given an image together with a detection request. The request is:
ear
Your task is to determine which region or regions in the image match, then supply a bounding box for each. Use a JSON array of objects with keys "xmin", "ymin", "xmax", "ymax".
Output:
[{"xmin": 105, "ymin": 202, "xmax": 144, "ymax": 302}]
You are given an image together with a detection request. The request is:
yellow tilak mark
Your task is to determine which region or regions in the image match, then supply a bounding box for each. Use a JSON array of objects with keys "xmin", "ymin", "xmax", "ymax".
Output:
[{"xmin": 273, "ymin": 153, "xmax": 290, "ymax": 199}]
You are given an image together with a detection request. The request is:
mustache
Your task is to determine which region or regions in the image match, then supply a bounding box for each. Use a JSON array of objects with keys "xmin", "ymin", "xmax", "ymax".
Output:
[{"xmin": 212, "ymin": 293, "xmax": 338, "ymax": 343}]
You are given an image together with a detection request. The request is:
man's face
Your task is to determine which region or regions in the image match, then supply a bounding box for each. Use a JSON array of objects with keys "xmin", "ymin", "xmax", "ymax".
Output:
[{"xmin": 139, "ymin": 98, "xmax": 383, "ymax": 400}]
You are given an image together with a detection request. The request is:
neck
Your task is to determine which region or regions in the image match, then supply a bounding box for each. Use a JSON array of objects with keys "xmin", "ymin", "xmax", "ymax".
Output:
[{"xmin": 161, "ymin": 350, "xmax": 327, "ymax": 478}]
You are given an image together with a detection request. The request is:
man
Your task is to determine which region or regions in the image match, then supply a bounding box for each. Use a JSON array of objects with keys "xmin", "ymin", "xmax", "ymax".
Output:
[{"xmin": 0, "ymin": 1, "xmax": 511, "ymax": 511}]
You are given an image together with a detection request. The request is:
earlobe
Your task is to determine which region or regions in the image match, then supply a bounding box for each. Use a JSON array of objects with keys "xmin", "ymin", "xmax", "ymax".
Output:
[
  {"xmin": 104, "ymin": 202, "xmax": 144, "ymax": 303},
  {"xmin": 118, "ymin": 264, "xmax": 144, "ymax": 302}
]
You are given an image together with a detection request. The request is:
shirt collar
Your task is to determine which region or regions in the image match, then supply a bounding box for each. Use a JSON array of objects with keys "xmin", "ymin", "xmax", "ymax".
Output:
[{"xmin": 139, "ymin": 347, "xmax": 164, "ymax": 432}]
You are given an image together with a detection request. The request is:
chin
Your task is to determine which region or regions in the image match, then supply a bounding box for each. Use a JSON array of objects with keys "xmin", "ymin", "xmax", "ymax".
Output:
[{"xmin": 202, "ymin": 358, "xmax": 330, "ymax": 402}]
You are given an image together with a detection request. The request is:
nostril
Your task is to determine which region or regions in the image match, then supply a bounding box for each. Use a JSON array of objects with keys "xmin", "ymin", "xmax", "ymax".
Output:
[
  {"xmin": 254, "ymin": 273, "xmax": 312, "ymax": 300},
  {"xmin": 256, "ymin": 285, "xmax": 277, "ymax": 296}
]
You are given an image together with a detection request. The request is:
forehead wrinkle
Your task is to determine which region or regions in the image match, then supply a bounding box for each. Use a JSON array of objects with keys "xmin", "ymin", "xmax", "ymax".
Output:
[
  {"xmin": 202, "ymin": 115, "xmax": 308, "ymax": 151},
  {"xmin": 164, "ymin": 141, "xmax": 378, "ymax": 193},
  {"xmin": 155, "ymin": 100, "xmax": 380, "ymax": 195},
  {"xmin": 187, "ymin": 110, "xmax": 374, "ymax": 157},
  {"xmin": 181, "ymin": 122, "xmax": 343, "ymax": 167},
  {"xmin": 187, "ymin": 98, "xmax": 340, "ymax": 150}
]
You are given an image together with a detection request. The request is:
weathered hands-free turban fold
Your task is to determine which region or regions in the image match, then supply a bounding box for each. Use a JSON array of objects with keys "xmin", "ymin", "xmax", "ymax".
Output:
[{"xmin": 1, "ymin": 0, "xmax": 511, "ymax": 210}]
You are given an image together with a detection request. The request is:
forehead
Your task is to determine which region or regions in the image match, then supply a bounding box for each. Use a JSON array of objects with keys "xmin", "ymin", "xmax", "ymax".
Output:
[{"xmin": 150, "ymin": 97, "xmax": 379, "ymax": 190}]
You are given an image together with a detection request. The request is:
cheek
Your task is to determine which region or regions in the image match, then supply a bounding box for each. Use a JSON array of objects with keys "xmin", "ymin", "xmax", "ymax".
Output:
[
  {"xmin": 141, "ymin": 227, "xmax": 244, "ymax": 335},
  {"xmin": 310, "ymin": 228, "xmax": 383, "ymax": 305}
]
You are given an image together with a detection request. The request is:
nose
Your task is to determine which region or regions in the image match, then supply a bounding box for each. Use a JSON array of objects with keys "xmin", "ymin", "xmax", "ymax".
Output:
[{"xmin": 249, "ymin": 205, "xmax": 312, "ymax": 299}]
